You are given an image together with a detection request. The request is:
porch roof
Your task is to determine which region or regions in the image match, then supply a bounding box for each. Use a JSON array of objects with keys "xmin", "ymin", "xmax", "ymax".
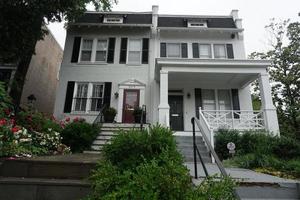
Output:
[{"xmin": 155, "ymin": 58, "xmax": 271, "ymax": 88}]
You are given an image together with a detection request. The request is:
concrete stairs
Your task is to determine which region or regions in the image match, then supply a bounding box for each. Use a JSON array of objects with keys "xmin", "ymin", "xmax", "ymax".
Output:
[
  {"xmin": 87, "ymin": 123, "xmax": 144, "ymax": 153},
  {"xmin": 0, "ymin": 156, "xmax": 98, "ymax": 200},
  {"xmin": 175, "ymin": 135, "xmax": 211, "ymax": 163}
]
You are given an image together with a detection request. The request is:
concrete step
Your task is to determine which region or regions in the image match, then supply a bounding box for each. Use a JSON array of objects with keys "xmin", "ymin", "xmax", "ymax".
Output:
[
  {"xmin": 96, "ymin": 135, "xmax": 113, "ymax": 140},
  {"xmin": 91, "ymin": 145, "xmax": 103, "ymax": 151},
  {"xmin": 0, "ymin": 159, "xmax": 96, "ymax": 179},
  {"xmin": 0, "ymin": 177, "xmax": 91, "ymax": 200},
  {"xmin": 92, "ymin": 140, "xmax": 110, "ymax": 145}
]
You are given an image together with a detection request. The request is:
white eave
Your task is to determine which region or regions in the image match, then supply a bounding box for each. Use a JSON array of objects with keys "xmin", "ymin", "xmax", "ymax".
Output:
[
  {"xmin": 69, "ymin": 23, "xmax": 152, "ymax": 28},
  {"xmin": 157, "ymin": 27, "xmax": 244, "ymax": 33},
  {"xmin": 155, "ymin": 58, "xmax": 271, "ymax": 80}
]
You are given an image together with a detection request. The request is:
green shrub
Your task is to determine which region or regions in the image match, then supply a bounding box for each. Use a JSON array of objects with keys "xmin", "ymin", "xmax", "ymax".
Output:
[
  {"xmin": 215, "ymin": 129, "xmax": 240, "ymax": 160},
  {"xmin": 102, "ymin": 124, "xmax": 179, "ymax": 170},
  {"xmin": 88, "ymin": 150, "xmax": 191, "ymax": 200},
  {"xmin": 61, "ymin": 121, "xmax": 99, "ymax": 152},
  {"xmin": 272, "ymin": 136, "xmax": 300, "ymax": 159},
  {"xmin": 187, "ymin": 175, "xmax": 237, "ymax": 200}
]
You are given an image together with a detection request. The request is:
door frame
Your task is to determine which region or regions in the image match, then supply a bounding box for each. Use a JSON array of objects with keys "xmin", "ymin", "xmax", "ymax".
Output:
[
  {"xmin": 168, "ymin": 94, "xmax": 184, "ymax": 131},
  {"xmin": 122, "ymin": 89, "xmax": 140, "ymax": 123}
]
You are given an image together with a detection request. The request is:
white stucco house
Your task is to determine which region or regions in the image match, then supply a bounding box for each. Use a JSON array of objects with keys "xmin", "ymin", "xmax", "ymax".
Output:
[{"xmin": 54, "ymin": 6, "xmax": 280, "ymax": 135}]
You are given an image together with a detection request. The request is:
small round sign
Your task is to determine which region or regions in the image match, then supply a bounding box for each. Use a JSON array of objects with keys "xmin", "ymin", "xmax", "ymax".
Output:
[{"xmin": 227, "ymin": 142, "xmax": 236, "ymax": 151}]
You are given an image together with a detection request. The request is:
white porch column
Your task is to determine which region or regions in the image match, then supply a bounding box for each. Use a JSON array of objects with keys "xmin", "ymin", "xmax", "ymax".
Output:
[
  {"xmin": 158, "ymin": 70, "xmax": 170, "ymax": 127},
  {"xmin": 258, "ymin": 73, "xmax": 280, "ymax": 135}
]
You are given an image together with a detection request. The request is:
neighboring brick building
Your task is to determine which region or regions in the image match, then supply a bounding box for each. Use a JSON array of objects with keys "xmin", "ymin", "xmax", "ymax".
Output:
[{"xmin": 0, "ymin": 28, "xmax": 63, "ymax": 114}]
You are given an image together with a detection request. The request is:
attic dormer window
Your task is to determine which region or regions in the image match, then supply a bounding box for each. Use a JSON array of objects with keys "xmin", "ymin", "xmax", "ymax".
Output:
[
  {"xmin": 188, "ymin": 21, "xmax": 207, "ymax": 28},
  {"xmin": 103, "ymin": 16, "xmax": 123, "ymax": 24}
]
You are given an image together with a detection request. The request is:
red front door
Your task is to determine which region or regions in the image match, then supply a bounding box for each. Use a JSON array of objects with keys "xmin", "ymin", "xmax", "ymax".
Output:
[{"xmin": 122, "ymin": 89, "xmax": 140, "ymax": 123}]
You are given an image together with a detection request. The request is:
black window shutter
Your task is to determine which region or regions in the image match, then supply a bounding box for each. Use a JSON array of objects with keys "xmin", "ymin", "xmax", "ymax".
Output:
[
  {"xmin": 226, "ymin": 44, "xmax": 234, "ymax": 59},
  {"xmin": 71, "ymin": 37, "xmax": 81, "ymax": 63},
  {"xmin": 181, "ymin": 43, "xmax": 188, "ymax": 58},
  {"xmin": 195, "ymin": 88, "xmax": 202, "ymax": 118},
  {"xmin": 64, "ymin": 81, "xmax": 75, "ymax": 113},
  {"xmin": 107, "ymin": 38, "xmax": 116, "ymax": 63},
  {"xmin": 142, "ymin": 38, "xmax": 149, "ymax": 64},
  {"xmin": 192, "ymin": 43, "xmax": 199, "ymax": 58},
  {"xmin": 103, "ymin": 82, "xmax": 112, "ymax": 107},
  {"xmin": 160, "ymin": 43, "xmax": 166, "ymax": 57},
  {"xmin": 119, "ymin": 38, "xmax": 128, "ymax": 63},
  {"xmin": 231, "ymin": 89, "xmax": 240, "ymax": 118}
]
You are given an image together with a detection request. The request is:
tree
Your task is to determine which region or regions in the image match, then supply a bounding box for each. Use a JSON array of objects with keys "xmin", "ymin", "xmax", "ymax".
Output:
[
  {"xmin": 0, "ymin": 0, "xmax": 116, "ymax": 104},
  {"xmin": 250, "ymin": 19, "xmax": 300, "ymax": 138}
]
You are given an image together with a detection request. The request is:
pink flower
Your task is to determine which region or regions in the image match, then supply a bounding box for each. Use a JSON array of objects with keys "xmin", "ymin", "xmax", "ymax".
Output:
[
  {"xmin": 10, "ymin": 118, "xmax": 16, "ymax": 126},
  {"xmin": 73, "ymin": 117, "xmax": 79, "ymax": 122},
  {"xmin": 4, "ymin": 109, "xmax": 10, "ymax": 115},
  {"xmin": 11, "ymin": 127, "xmax": 20, "ymax": 133},
  {"xmin": 65, "ymin": 117, "xmax": 70, "ymax": 122},
  {"xmin": 0, "ymin": 119, "xmax": 6, "ymax": 126}
]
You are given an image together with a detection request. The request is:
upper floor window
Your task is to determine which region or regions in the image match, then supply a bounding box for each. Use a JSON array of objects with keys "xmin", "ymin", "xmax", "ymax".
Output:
[
  {"xmin": 160, "ymin": 43, "xmax": 188, "ymax": 58},
  {"xmin": 199, "ymin": 44, "xmax": 212, "ymax": 58},
  {"xmin": 192, "ymin": 43, "xmax": 234, "ymax": 59},
  {"xmin": 95, "ymin": 39, "xmax": 108, "ymax": 62},
  {"xmin": 167, "ymin": 43, "xmax": 181, "ymax": 58},
  {"xmin": 80, "ymin": 39, "xmax": 93, "ymax": 61},
  {"xmin": 128, "ymin": 39, "xmax": 142, "ymax": 64},
  {"xmin": 188, "ymin": 21, "xmax": 207, "ymax": 28},
  {"xmin": 79, "ymin": 38, "xmax": 109, "ymax": 63},
  {"xmin": 213, "ymin": 44, "xmax": 227, "ymax": 59},
  {"xmin": 103, "ymin": 16, "xmax": 123, "ymax": 24}
]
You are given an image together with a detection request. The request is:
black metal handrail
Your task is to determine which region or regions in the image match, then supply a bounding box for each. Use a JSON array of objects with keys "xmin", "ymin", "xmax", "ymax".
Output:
[
  {"xmin": 140, "ymin": 105, "xmax": 146, "ymax": 131},
  {"xmin": 191, "ymin": 117, "xmax": 228, "ymax": 178},
  {"xmin": 191, "ymin": 117, "xmax": 241, "ymax": 200},
  {"xmin": 93, "ymin": 104, "xmax": 107, "ymax": 125}
]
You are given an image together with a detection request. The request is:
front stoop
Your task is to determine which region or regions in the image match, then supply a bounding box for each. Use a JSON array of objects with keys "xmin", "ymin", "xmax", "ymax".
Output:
[
  {"xmin": 0, "ymin": 155, "xmax": 98, "ymax": 200},
  {"xmin": 175, "ymin": 135, "xmax": 211, "ymax": 163},
  {"xmin": 88, "ymin": 123, "xmax": 147, "ymax": 152}
]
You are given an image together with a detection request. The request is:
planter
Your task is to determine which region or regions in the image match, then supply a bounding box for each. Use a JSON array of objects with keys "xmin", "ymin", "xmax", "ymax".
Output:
[
  {"xmin": 104, "ymin": 115, "xmax": 115, "ymax": 123},
  {"xmin": 103, "ymin": 107, "xmax": 117, "ymax": 123},
  {"xmin": 134, "ymin": 114, "xmax": 146, "ymax": 123}
]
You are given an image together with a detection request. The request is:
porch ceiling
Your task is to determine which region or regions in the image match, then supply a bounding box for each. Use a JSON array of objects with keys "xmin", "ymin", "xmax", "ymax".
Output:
[
  {"xmin": 155, "ymin": 58, "xmax": 271, "ymax": 88},
  {"xmin": 168, "ymin": 72, "xmax": 257, "ymax": 88}
]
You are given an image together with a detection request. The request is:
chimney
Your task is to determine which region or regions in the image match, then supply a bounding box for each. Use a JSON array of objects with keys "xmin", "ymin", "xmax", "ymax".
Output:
[
  {"xmin": 152, "ymin": 5, "xmax": 159, "ymax": 28},
  {"xmin": 230, "ymin": 10, "xmax": 239, "ymax": 21}
]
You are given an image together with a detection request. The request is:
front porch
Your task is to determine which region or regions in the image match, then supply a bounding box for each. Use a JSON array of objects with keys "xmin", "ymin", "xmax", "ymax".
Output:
[{"xmin": 155, "ymin": 58, "xmax": 280, "ymax": 135}]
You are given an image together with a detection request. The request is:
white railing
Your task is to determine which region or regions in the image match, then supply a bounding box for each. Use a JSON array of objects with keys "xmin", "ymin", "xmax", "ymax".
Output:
[{"xmin": 199, "ymin": 108, "xmax": 265, "ymax": 130}]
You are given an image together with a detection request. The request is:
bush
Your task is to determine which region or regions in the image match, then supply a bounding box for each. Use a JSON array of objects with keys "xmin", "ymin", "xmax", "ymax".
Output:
[
  {"xmin": 102, "ymin": 124, "xmax": 179, "ymax": 170},
  {"xmin": 187, "ymin": 175, "xmax": 237, "ymax": 200},
  {"xmin": 215, "ymin": 129, "xmax": 240, "ymax": 160},
  {"xmin": 272, "ymin": 136, "xmax": 300, "ymax": 159},
  {"xmin": 88, "ymin": 150, "xmax": 192, "ymax": 200},
  {"xmin": 61, "ymin": 120, "xmax": 99, "ymax": 152}
]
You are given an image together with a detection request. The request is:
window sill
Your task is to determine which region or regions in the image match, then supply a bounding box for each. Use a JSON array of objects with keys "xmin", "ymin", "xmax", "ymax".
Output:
[
  {"xmin": 70, "ymin": 111, "xmax": 99, "ymax": 116},
  {"xmin": 76, "ymin": 62, "xmax": 108, "ymax": 65}
]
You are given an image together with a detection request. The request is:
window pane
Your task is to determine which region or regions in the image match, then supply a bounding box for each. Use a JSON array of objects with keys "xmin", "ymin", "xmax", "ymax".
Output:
[
  {"xmin": 82, "ymin": 39, "xmax": 93, "ymax": 50},
  {"xmin": 97, "ymin": 40, "xmax": 107, "ymax": 50},
  {"xmin": 81, "ymin": 51, "xmax": 92, "ymax": 61},
  {"xmin": 167, "ymin": 43, "xmax": 181, "ymax": 57},
  {"xmin": 202, "ymin": 89, "xmax": 216, "ymax": 110},
  {"xmin": 128, "ymin": 51, "xmax": 141, "ymax": 64},
  {"xmin": 214, "ymin": 44, "xmax": 226, "ymax": 58},
  {"xmin": 76, "ymin": 83, "xmax": 88, "ymax": 97},
  {"xmin": 92, "ymin": 84, "xmax": 104, "ymax": 97},
  {"xmin": 218, "ymin": 90, "xmax": 232, "ymax": 110},
  {"xmin": 129, "ymin": 40, "xmax": 141, "ymax": 51},
  {"xmin": 199, "ymin": 44, "xmax": 211, "ymax": 58},
  {"xmin": 75, "ymin": 98, "xmax": 87, "ymax": 111},
  {"xmin": 91, "ymin": 99, "xmax": 103, "ymax": 111},
  {"xmin": 95, "ymin": 51, "xmax": 106, "ymax": 61}
]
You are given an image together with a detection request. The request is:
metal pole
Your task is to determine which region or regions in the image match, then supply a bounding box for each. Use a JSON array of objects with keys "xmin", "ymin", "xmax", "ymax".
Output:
[{"xmin": 191, "ymin": 117, "xmax": 198, "ymax": 179}]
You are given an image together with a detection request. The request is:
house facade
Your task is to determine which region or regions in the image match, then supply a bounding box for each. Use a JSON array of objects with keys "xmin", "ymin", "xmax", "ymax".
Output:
[{"xmin": 54, "ymin": 6, "xmax": 280, "ymax": 135}]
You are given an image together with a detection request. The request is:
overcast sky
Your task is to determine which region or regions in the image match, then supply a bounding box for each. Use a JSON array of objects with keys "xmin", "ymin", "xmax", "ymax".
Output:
[{"xmin": 48, "ymin": 0, "xmax": 300, "ymax": 55}]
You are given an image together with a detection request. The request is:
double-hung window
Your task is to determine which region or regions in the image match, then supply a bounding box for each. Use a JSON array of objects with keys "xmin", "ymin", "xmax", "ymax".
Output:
[
  {"xmin": 80, "ymin": 39, "xmax": 93, "ymax": 61},
  {"xmin": 199, "ymin": 44, "xmax": 212, "ymax": 58},
  {"xmin": 90, "ymin": 83, "xmax": 104, "ymax": 111},
  {"xmin": 166, "ymin": 43, "xmax": 181, "ymax": 58},
  {"xmin": 213, "ymin": 44, "xmax": 227, "ymax": 59},
  {"xmin": 74, "ymin": 83, "xmax": 88, "ymax": 111},
  {"xmin": 95, "ymin": 40, "xmax": 108, "ymax": 62},
  {"xmin": 128, "ymin": 39, "xmax": 142, "ymax": 64}
]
